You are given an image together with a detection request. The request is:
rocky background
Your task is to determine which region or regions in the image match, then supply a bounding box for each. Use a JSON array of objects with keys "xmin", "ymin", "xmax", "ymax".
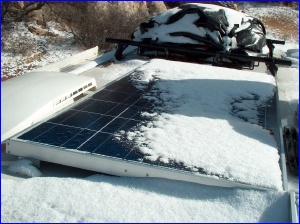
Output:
[{"xmin": 2, "ymin": 2, "xmax": 167, "ymax": 48}]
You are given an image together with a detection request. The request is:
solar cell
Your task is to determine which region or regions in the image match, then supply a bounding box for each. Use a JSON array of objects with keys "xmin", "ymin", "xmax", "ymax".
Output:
[
  {"xmin": 62, "ymin": 129, "xmax": 96, "ymax": 149},
  {"xmin": 83, "ymin": 100, "xmax": 119, "ymax": 114},
  {"xmin": 119, "ymin": 105, "xmax": 141, "ymax": 119},
  {"xmin": 18, "ymin": 122, "xmax": 54, "ymax": 141},
  {"xmin": 108, "ymin": 104, "xmax": 130, "ymax": 117},
  {"xmin": 33, "ymin": 124, "xmax": 82, "ymax": 147},
  {"xmin": 93, "ymin": 136, "xmax": 132, "ymax": 158},
  {"xmin": 122, "ymin": 94, "xmax": 141, "ymax": 105},
  {"xmin": 101, "ymin": 117, "xmax": 129, "ymax": 133},
  {"xmin": 61, "ymin": 111, "xmax": 102, "ymax": 129},
  {"xmin": 78, "ymin": 132, "xmax": 111, "ymax": 152},
  {"xmin": 115, "ymin": 82, "xmax": 139, "ymax": 94},
  {"xmin": 87, "ymin": 115, "xmax": 115, "ymax": 131},
  {"xmin": 91, "ymin": 89, "xmax": 112, "ymax": 100},
  {"xmin": 48, "ymin": 110, "xmax": 78, "ymax": 124},
  {"xmin": 103, "ymin": 77, "xmax": 126, "ymax": 91},
  {"xmin": 95, "ymin": 91, "xmax": 132, "ymax": 102}
]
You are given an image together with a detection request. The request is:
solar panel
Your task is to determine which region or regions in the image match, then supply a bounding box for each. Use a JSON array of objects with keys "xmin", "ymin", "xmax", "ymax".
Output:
[{"xmin": 8, "ymin": 73, "xmax": 280, "ymax": 190}]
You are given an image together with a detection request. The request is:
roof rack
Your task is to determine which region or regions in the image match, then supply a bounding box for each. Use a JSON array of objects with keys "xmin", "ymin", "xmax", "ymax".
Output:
[{"xmin": 106, "ymin": 38, "xmax": 292, "ymax": 76}]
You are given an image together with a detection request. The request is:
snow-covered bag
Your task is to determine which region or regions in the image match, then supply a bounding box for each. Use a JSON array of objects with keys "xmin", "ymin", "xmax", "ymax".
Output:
[{"xmin": 131, "ymin": 3, "xmax": 266, "ymax": 53}]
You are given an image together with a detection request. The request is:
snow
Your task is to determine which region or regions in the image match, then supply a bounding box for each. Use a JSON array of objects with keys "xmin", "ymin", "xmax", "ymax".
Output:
[
  {"xmin": 278, "ymin": 67, "xmax": 299, "ymax": 107},
  {"xmin": 1, "ymin": 3, "xmax": 299, "ymax": 222},
  {"xmin": 7, "ymin": 159, "xmax": 42, "ymax": 178},
  {"xmin": 1, "ymin": 175, "xmax": 290, "ymax": 222}
]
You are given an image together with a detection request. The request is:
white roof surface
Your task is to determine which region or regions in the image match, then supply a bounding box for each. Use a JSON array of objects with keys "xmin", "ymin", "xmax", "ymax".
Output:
[{"xmin": 1, "ymin": 71, "xmax": 96, "ymax": 142}]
